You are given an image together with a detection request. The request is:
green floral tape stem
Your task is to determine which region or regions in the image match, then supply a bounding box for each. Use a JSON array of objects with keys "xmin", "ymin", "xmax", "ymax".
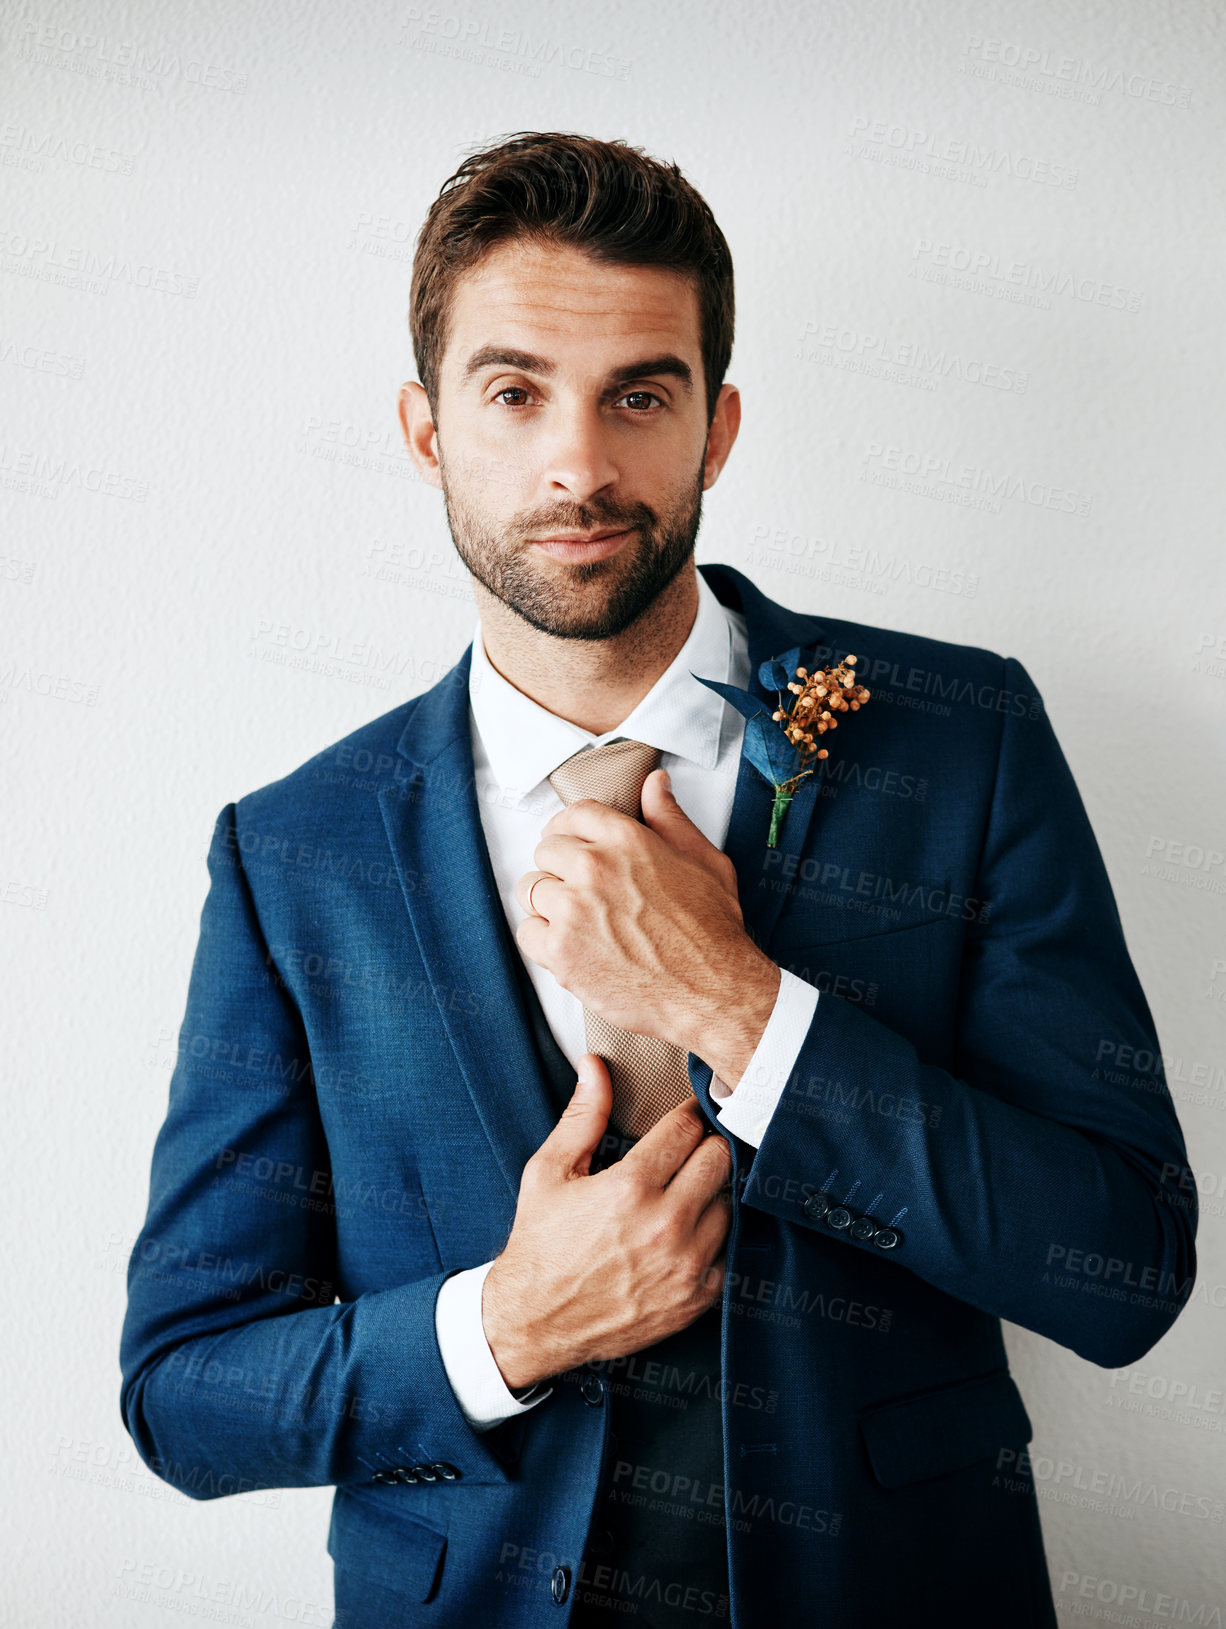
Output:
[{"xmin": 767, "ymin": 771, "xmax": 812, "ymax": 848}]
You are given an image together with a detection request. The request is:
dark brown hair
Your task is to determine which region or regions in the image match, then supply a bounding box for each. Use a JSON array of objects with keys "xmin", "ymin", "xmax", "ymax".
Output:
[{"xmin": 409, "ymin": 131, "xmax": 735, "ymax": 427}]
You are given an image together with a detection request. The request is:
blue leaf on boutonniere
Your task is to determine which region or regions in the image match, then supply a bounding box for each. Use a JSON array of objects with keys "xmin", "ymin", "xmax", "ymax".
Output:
[
  {"xmin": 757, "ymin": 646, "xmax": 803, "ymax": 695},
  {"xmin": 690, "ymin": 674, "xmax": 803, "ymax": 783}
]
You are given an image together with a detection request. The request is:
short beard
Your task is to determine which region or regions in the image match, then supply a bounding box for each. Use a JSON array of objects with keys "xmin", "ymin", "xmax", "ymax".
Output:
[{"xmin": 439, "ymin": 454, "xmax": 705, "ymax": 642}]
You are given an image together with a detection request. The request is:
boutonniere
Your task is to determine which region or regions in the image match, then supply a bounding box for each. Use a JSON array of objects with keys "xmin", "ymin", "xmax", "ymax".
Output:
[{"xmin": 693, "ymin": 646, "xmax": 871, "ymax": 847}]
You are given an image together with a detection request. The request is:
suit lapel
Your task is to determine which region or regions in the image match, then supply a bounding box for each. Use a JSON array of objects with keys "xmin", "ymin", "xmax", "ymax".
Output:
[
  {"xmin": 379, "ymin": 563, "xmax": 832, "ymax": 1196},
  {"xmin": 379, "ymin": 654, "xmax": 557, "ymax": 1207},
  {"xmin": 698, "ymin": 563, "xmax": 829, "ymax": 953}
]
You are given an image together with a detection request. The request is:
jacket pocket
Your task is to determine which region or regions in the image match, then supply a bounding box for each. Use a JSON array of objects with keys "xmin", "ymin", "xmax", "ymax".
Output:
[
  {"xmin": 327, "ymin": 1488, "xmax": 447, "ymax": 1602},
  {"xmin": 857, "ymin": 1367, "xmax": 1032, "ymax": 1489},
  {"xmin": 770, "ymin": 904, "xmax": 964, "ymax": 954}
]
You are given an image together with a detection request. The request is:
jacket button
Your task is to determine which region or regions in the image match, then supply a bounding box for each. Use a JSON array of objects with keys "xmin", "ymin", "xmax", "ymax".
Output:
[
  {"xmin": 551, "ymin": 1565, "xmax": 571, "ymax": 1604},
  {"xmin": 827, "ymin": 1207, "xmax": 853, "ymax": 1230},
  {"xmin": 412, "ymin": 1463, "xmax": 439, "ymax": 1482},
  {"xmin": 849, "ymin": 1215, "xmax": 879, "ymax": 1242},
  {"xmin": 803, "ymin": 1192, "xmax": 831, "ymax": 1221},
  {"xmin": 372, "ymin": 1469, "xmax": 396, "ymax": 1484},
  {"xmin": 432, "ymin": 1462, "xmax": 460, "ymax": 1480},
  {"xmin": 393, "ymin": 1466, "xmax": 419, "ymax": 1484},
  {"xmin": 874, "ymin": 1227, "xmax": 902, "ymax": 1250},
  {"xmin": 579, "ymin": 1373, "xmax": 605, "ymax": 1407}
]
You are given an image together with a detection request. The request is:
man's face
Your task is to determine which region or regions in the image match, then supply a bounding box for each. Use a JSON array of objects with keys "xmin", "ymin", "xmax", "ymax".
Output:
[{"xmin": 402, "ymin": 237, "xmax": 735, "ymax": 641}]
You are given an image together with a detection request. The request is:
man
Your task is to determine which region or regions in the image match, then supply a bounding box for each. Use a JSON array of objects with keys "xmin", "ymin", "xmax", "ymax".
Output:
[{"xmin": 120, "ymin": 132, "xmax": 1196, "ymax": 1628}]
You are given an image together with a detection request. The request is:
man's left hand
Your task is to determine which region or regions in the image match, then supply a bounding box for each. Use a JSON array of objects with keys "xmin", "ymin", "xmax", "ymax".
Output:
[{"xmin": 514, "ymin": 768, "xmax": 779, "ymax": 1070}]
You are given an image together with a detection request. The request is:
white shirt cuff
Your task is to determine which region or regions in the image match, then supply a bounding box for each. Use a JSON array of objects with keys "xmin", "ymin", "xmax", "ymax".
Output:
[
  {"xmin": 434, "ymin": 1260, "xmax": 554, "ymax": 1432},
  {"xmin": 708, "ymin": 968, "xmax": 819, "ymax": 1146}
]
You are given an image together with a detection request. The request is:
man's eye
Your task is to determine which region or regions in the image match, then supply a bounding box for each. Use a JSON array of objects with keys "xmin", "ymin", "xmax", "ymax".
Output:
[
  {"xmin": 491, "ymin": 387, "xmax": 665, "ymax": 412},
  {"xmin": 618, "ymin": 391, "xmax": 664, "ymax": 412}
]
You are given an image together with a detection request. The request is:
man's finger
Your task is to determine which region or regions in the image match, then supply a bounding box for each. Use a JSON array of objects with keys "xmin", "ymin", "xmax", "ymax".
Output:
[
  {"xmin": 619, "ymin": 1094, "xmax": 712, "ymax": 1188},
  {"xmin": 532, "ymin": 1054, "xmax": 613, "ymax": 1179},
  {"xmin": 514, "ymin": 867, "xmax": 561, "ymax": 919},
  {"xmin": 665, "ymin": 1127, "xmax": 734, "ymax": 1225},
  {"xmin": 538, "ymin": 798, "xmax": 634, "ymax": 843}
]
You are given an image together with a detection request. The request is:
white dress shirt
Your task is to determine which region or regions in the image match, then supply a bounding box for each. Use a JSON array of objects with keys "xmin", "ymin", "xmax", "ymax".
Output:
[{"xmin": 434, "ymin": 571, "xmax": 819, "ymax": 1429}]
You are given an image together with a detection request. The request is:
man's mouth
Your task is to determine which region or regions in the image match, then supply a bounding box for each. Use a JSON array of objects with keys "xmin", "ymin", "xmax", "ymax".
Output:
[{"xmin": 530, "ymin": 528, "xmax": 637, "ymax": 563}]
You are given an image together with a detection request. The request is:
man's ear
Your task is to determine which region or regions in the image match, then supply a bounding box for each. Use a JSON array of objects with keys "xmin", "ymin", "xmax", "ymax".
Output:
[
  {"xmin": 399, "ymin": 381, "xmax": 442, "ymax": 489},
  {"xmin": 702, "ymin": 381, "xmax": 741, "ymax": 490}
]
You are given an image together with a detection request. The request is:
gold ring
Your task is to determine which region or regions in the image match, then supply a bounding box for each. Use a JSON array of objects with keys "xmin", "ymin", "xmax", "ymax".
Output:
[{"xmin": 528, "ymin": 875, "xmax": 547, "ymax": 917}]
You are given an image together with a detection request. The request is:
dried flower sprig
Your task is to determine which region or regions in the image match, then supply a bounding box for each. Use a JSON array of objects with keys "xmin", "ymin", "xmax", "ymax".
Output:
[
  {"xmin": 692, "ymin": 646, "xmax": 871, "ymax": 847},
  {"xmin": 762, "ymin": 655, "xmax": 871, "ymax": 844}
]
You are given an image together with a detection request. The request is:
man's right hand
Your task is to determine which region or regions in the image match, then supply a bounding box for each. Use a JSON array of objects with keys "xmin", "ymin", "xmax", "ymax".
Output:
[{"xmin": 481, "ymin": 1054, "xmax": 733, "ymax": 1392}]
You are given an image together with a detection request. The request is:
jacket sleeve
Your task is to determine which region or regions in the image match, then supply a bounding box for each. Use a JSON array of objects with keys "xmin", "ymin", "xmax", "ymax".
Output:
[
  {"xmin": 727, "ymin": 656, "xmax": 1198, "ymax": 1369},
  {"xmin": 119, "ymin": 802, "xmax": 518, "ymax": 1498}
]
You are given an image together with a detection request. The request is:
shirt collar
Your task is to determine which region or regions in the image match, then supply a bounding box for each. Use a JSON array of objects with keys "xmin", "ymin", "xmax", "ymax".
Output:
[{"xmin": 469, "ymin": 569, "xmax": 734, "ymax": 805}]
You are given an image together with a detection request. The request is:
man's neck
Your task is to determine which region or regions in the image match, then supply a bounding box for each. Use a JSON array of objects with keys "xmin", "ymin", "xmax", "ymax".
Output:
[{"xmin": 474, "ymin": 565, "xmax": 701, "ymax": 736}]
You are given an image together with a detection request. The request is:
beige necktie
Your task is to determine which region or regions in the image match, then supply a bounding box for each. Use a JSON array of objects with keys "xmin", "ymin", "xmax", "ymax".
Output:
[{"xmin": 547, "ymin": 739, "xmax": 695, "ymax": 1141}]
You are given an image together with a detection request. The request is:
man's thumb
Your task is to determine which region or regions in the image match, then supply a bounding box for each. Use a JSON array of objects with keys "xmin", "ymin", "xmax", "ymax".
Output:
[
  {"xmin": 573, "ymin": 1053, "xmax": 610, "ymax": 1100},
  {"xmin": 641, "ymin": 767, "xmax": 710, "ymax": 854},
  {"xmin": 542, "ymin": 1055, "xmax": 612, "ymax": 1173},
  {"xmin": 565, "ymin": 1054, "xmax": 611, "ymax": 1119}
]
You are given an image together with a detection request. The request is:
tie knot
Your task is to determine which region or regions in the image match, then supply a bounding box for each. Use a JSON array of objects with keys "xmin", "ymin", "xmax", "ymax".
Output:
[{"xmin": 548, "ymin": 738, "xmax": 662, "ymax": 820}]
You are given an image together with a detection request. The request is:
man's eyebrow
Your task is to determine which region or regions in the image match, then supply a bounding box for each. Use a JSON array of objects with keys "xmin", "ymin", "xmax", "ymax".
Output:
[{"xmin": 460, "ymin": 346, "xmax": 693, "ymax": 395}]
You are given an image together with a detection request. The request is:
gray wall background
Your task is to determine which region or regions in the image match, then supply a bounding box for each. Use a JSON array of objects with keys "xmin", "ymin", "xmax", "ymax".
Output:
[{"xmin": 3, "ymin": 0, "xmax": 1224, "ymax": 1621}]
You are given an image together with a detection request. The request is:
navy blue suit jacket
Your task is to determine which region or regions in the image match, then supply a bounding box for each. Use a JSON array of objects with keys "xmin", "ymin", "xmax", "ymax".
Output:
[{"xmin": 120, "ymin": 562, "xmax": 1196, "ymax": 1626}]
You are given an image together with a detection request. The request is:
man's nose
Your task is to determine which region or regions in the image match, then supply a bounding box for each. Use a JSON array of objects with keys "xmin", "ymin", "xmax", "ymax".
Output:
[{"xmin": 538, "ymin": 401, "xmax": 621, "ymax": 499}]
